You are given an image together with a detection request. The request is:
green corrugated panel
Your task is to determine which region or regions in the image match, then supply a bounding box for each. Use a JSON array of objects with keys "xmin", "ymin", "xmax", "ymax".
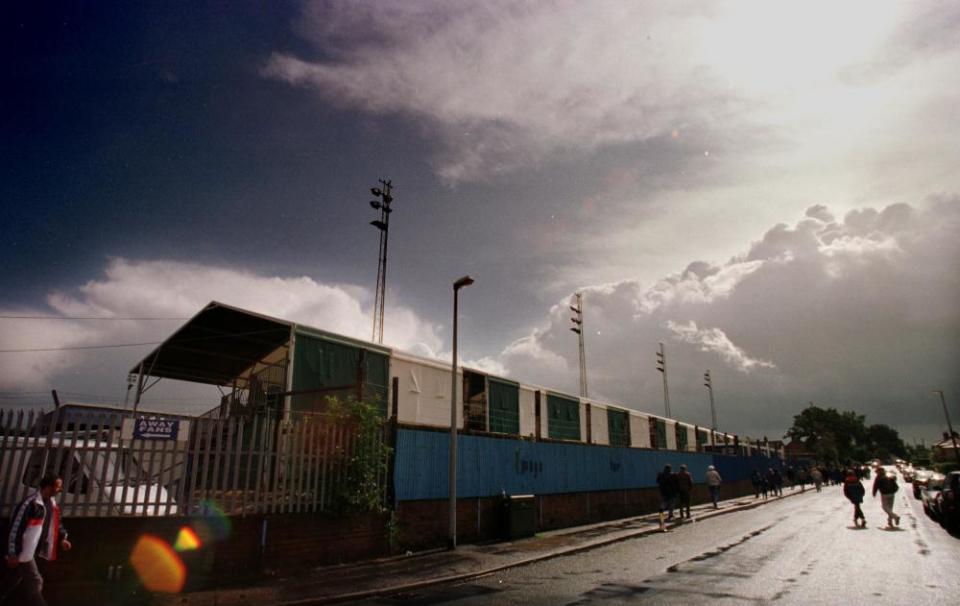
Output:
[
  {"xmin": 364, "ymin": 351, "xmax": 389, "ymax": 416},
  {"xmin": 607, "ymin": 409, "xmax": 629, "ymax": 447},
  {"xmin": 677, "ymin": 425, "xmax": 688, "ymax": 451},
  {"xmin": 656, "ymin": 419, "xmax": 667, "ymax": 450},
  {"xmin": 292, "ymin": 333, "xmax": 388, "ymax": 415},
  {"xmin": 488, "ymin": 378, "xmax": 519, "ymax": 434},
  {"xmin": 547, "ymin": 393, "xmax": 580, "ymax": 441}
]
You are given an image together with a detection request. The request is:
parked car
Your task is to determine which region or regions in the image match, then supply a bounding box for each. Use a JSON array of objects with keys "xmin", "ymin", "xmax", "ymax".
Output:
[
  {"xmin": 938, "ymin": 471, "xmax": 960, "ymax": 533},
  {"xmin": 902, "ymin": 466, "xmax": 916, "ymax": 483},
  {"xmin": 921, "ymin": 473, "xmax": 945, "ymax": 519},
  {"xmin": 1, "ymin": 435, "xmax": 178, "ymax": 516},
  {"xmin": 912, "ymin": 469, "xmax": 933, "ymax": 499}
]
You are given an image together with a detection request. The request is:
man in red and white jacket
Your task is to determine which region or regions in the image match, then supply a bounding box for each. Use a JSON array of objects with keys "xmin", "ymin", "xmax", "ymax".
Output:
[{"xmin": 3, "ymin": 473, "xmax": 72, "ymax": 606}]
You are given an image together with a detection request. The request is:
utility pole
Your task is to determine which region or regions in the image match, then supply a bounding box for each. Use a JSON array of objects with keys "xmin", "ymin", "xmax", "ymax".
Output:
[
  {"xmin": 368, "ymin": 179, "xmax": 394, "ymax": 343},
  {"xmin": 704, "ymin": 370, "xmax": 718, "ymax": 431},
  {"xmin": 932, "ymin": 390, "xmax": 960, "ymax": 464},
  {"xmin": 655, "ymin": 342, "xmax": 671, "ymax": 418},
  {"xmin": 569, "ymin": 292, "xmax": 587, "ymax": 398}
]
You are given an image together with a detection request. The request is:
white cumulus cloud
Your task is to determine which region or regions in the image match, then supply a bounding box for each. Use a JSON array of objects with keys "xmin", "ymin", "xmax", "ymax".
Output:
[
  {"xmin": 666, "ymin": 320, "xmax": 775, "ymax": 372},
  {"xmin": 0, "ymin": 258, "xmax": 442, "ymax": 411},
  {"xmin": 491, "ymin": 196, "xmax": 960, "ymax": 438}
]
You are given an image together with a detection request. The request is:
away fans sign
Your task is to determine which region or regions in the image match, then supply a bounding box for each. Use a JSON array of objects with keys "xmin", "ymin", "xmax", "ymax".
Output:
[{"xmin": 134, "ymin": 417, "xmax": 180, "ymax": 440}]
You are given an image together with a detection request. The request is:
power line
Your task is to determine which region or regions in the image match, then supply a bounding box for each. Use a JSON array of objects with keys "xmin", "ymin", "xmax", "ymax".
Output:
[
  {"xmin": 0, "ymin": 327, "xmax": 289, "ymax": 354},
  {"xmin": 0, "ymin": 341, "xmax": 160, "ymax": 353},
  {"xmin": 0, "ymin": 315, "xmax": 189, "ymax": 320}
]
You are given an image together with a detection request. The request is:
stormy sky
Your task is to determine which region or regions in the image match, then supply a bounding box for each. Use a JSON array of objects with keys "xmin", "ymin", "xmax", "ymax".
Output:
[{"xmin": 2, "ymin": 1, "xmax": 958, "ymax": 442}]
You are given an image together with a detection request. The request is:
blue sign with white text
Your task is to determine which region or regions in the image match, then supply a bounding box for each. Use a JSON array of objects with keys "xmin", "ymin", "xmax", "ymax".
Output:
[{"xmin": 134, "ymin": 417, "xmax": 180, "ymax": 440}]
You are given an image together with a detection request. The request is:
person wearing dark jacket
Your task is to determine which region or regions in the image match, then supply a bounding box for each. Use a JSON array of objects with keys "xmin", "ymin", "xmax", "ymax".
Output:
[
  {"xmin": 872, "ymin": 469, "xmax": 901, "ymax": 527},
  {"xmin": 768, "ymin": 468, "xmax": 783, "ymax": 496},
  {"xmin": 843, "ymin": 469, "xmax": 867, "ymax": 527},
  {"xmin": 676, "ymin": 465, "xmax": 694, "ymax": 519},
  {"xmin": 751, "ymin": 469, "xmax": 763, "ymax": 498},
  {"xmin": 656, "ymin": 465, "xmax": 679, "ymax": 531}
]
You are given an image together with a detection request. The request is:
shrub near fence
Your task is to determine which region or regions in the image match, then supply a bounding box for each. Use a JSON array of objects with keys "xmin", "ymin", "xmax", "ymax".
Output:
[{"xmin": 0, "ymin": 403, "xmax": 392, "ymax": 519}]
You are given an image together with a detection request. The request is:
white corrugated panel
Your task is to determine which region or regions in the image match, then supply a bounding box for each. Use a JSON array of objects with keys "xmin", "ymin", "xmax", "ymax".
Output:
[
  {"xmin": 630, "ymin": 411, "xmax": 650, "ymax": 448},
  {"xmin": 518, "ymin": 384, "xmax": 536, "ymax": 437},
  {"xmin": 392, "ymin": 356, "xmax": 462, "ymax": 428},
  {"xmin": 538, "ymin": 390, "xmax": 550, "ymax": 438},
  {"xmin": 589, "ymin": 401, "xmax": 609, "ymax": 445},
  {"xmin": 664, "ymin": 419, "xmax": 677, "ymax": 450}
]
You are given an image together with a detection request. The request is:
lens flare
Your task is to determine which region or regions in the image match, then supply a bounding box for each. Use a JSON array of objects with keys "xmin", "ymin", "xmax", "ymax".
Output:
[
  {"xmin": 129, "ymin": 535, "xmax": 186, "ymax": 593},
  {"xmin": 174, "ymin": 526, "xmax": 201, "ymax": 552},
  {"xmin": 195, "ymin": 500, "xmax": 232, "ymax": 543}
]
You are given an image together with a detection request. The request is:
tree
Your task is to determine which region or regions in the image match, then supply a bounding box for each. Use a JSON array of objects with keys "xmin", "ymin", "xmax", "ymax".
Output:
[
  {"xmin": 785, "ymin": 405, "xmax": 902, "ymax": 463},
  {"xmin": 865, "ymin": 424, "xmax": 906, "ymax": 460},
  {"xmin": 785, "ymin": 406, "xmax": 866, "ymax": 463}
]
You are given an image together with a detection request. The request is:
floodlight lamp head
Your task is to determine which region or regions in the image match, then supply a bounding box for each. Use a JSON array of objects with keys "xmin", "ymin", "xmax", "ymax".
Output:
[
  {"xmin": 370, "ymin": 220, "xmax": 387, "ymax": 231},
  {"xmin": 371, "ymin": 187, "xmax": 382, "ymax": 197},
  {"xmin": 370, "ymin": 201, "xmax": 382, "ymax": 209},
  {"xmin": 382, "ymin": 194, "xmax": 393, "ymax": 204},
  {"xmin": 453, "ymin": 275, "xmax": 475, "ymax": 290}
]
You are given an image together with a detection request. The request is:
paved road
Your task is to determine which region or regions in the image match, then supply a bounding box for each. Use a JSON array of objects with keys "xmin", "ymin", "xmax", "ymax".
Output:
[{"xmin": 359, "ymin": 484, "xmax": 960, "ymax": 605}]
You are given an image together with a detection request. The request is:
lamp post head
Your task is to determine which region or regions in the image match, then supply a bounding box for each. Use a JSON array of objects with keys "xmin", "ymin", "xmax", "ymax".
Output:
[{"xmin": 453, "ymin": 275, "xmax": 475, "ymax": 291}]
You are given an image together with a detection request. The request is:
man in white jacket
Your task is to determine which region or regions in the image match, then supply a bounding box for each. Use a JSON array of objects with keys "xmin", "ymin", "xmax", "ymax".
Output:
[{"xmin": 3, "ymin": 473, "xmax": 72, "ymax": 606}]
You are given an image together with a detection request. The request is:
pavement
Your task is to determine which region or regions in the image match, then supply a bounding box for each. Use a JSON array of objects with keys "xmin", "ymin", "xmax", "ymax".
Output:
[{"xmin": 156, "ymin": 488, "xmax": 807, "ymax": 606}]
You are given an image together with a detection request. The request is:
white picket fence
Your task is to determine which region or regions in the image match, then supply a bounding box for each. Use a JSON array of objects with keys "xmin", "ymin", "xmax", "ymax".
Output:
[{"xmin": 0, "ymin": 407, "xmax": 391, "ymax": 518}]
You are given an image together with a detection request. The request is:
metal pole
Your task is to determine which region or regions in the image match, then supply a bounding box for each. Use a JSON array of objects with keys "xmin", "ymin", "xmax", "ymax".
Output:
[
  {"xmin": 705, "ymin": 370, "xmax": 717, "ymax": 431},
  {"xmin": 378, "ymin": 188, "xmax": 390, "ymax": 343},
  {"xmin": 132, "ymin": 361, "xmax": 145, "ymax": 417},
  {"xmin": 448, "ymin": 275, "xmax": 473, "ymax": 549},
  {"xmin": 368, "ymin": 179, "xmax": 393, "ymax": 344},
  {"xmin": 658, "ymin": 342, "xmax": 671, "ymax": 418},
  {"xmin": 578, "ymin": 295, "xmax": 587, "ymax": 398},
  {"xmin": 449, "ymin": 287, "xmax": 458, "ymax": 549},
  {"xmin": 933, "ymin": 390, "xmax": 960, "ymax": 464}
]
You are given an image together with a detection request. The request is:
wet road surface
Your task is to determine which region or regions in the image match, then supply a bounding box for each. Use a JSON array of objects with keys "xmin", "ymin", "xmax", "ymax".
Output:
[{"xmin": 357, "ymin": 483, "xmax": 960, "ymax": 605}]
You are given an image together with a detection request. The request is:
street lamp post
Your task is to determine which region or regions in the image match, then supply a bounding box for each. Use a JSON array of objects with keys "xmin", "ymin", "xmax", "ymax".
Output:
[
  {"xmin": 932, "ymin": 390, "xmax": 960, "ymax": 464},
  {"xmin": 449, "ymin": 275, "xmax": 474, "ymax": 550}
]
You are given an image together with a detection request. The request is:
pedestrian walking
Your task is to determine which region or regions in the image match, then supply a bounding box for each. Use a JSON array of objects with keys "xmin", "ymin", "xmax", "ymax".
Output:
[
  {"xmin": 656, "ymin": 464, "xmax": 679, "ymax": 531},
  {"xmin": 676, "ymin": 464, "xmax": 693, "ymax": 519},
  {"xmin": 842, "ymin": 468, "xmax": 867, "ymax": 527},
  {"xmin": 872, "ymin": 469, "xmax": 901, "ymax": 527},
  {"xmin": 785, "ymin": 466, "xmax": 796, "ymax": 490},
  {"xmin": 811, "ymin": 468, "xmax": 824, "ymax": 492},
  {"xmin": 751, "ymin": 469, "xmax": 763, "ymax": 499},
  {"xmin": 2, "ymin": 473, "xmax": 72, "ymax": 606},
  {"xmin": 771, "ymin": 468, "xmax": 784, "ymax": 496},
  {"xmin": 705, "ymin": 465, "xmax": 722, "ymax": 508}
]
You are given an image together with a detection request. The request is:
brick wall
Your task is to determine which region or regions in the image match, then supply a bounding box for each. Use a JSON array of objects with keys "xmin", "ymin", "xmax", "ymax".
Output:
[{"xmin": 396, "ymin": 478, "xmax": 758, "ymax": 551}]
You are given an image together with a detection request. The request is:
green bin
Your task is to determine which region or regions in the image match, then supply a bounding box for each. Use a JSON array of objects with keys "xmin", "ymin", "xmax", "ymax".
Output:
[{"xmin": 502, "ymin": 494, "xmax": 536, "ymax": 540}]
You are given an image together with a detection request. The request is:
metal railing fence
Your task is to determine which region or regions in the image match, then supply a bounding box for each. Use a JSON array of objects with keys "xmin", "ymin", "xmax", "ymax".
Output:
[{"xmin": 0, "ymin": 407, "xmax": 391, "ymax": 518}]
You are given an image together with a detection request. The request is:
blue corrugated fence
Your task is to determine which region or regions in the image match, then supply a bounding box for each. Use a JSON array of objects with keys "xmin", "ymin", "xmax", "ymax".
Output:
[{"xmin": 394, "ymin": 429, "xmax": 784, "ymax": 501}]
